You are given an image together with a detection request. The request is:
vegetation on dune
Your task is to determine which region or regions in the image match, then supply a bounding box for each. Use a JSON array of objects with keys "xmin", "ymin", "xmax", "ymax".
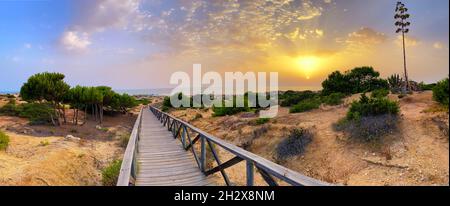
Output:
[
  {"xmin": 275, "ymin": 128, "xmax": 313, "ymax": 161},
  {"xmin": 289, "ymin": 98, "xmax": 321, "ymax": 113},
  {"xmin": 346, "ymin": 93, "xmax": 399, "ymax": 120},
  {"xmin": 418, "ymin": 82, "xmax": 436, "ymax": 91},
  {"xmin": 335, "ymin": 93, "xmax": 400, "ymax": 141},
  {"xmin": 321, "ymin": 92, "xmax": 345, "ymax": 106},
  {"xmin": 2, "ymin": 72, "xmax": 138, "ymax": 126},
  {"xmin": 321, "ymin": 66, "xmax": 389, "ymax": 95},
  {"xmin": 0, "ymin": 100, "xmax": 57, "ymax": 125},
  {"xmin": 255, "ymin": 117, "xmax": 270, "ymax": 125},
  {"xmin": 387, "ymin": 74, "xmax": 403, "ymax": 93},
  {"xmin": 280, "ymin": 90, "xmax": 318, "ymax": 107},
  {"xmin": 0, "ymin": 130, "xmax": 10, "ymax": 150},
  {"xmin": 432, "ymin": 78, "xmax": 449, "ymax": 107},
  {"xmin": 370, "ymin": 88, "xmax": 390, "ymax": 99},
  {"xmin": 20, "ymin": 72, "xmax": 69, "ymax": 125},
  {"xmin": 101, "ymin": 159, "xmax": 122, "ymax": 186}
]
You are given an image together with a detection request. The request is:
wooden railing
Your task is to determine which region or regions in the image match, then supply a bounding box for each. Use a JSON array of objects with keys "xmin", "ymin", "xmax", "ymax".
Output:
[
  {"xmin": 149, "ymin": 106, "xmax": 331, "ymax": 186},
  {"xmin": 117, "ymin": 107, "xmax": 144, "ymax": 186}
]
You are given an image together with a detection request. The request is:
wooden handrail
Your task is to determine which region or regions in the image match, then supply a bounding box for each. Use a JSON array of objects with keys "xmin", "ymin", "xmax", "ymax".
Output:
[
  {"xmin": 149, "ymin": 106, "xmax": 331, "ymax": 186},
  {"xmin": 117, "ymin": 106, "xmax": 144, "ymax": 186}
]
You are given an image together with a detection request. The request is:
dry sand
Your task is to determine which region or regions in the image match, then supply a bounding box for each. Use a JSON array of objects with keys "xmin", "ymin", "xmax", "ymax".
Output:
[
  {"xmin": 0, "ymin": 100, "xmax": 138, "ymax": 186},
  {"xmin": 167, "ymin": 91, "xmax": 449, "ymax": 186}
]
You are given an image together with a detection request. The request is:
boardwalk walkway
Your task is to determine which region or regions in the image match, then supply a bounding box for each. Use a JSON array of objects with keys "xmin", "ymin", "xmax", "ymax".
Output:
[{"xmin": 135, "ymin": 108, "xmax": 215, "ymax": 186}]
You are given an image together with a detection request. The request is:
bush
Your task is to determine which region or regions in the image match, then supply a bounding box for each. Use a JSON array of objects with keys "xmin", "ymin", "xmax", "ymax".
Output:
[
  {"xmin": 0, "ymin": 130, "xmax": 10, "ymax": 150},
  {"xmin": 212, "ymin": 97, "xmax": 251, "ymax": 116},
  {"xmin": 275, "ymin": 128, "xmax": 312, "ymax": 161},
  {"xmin": 119, "ymin": 134, "xmax": 130, "ymax": 148},
  {"xmin": 335, "ymin": 94, "xmax": 400, "ymax": 141},
  {"xmin": 322, "ymin": 92, "xmax": 345, "ymax": 106},
  {"xmin": 255, "ymin": 118, "xmax": 270, "ymax": 125},
  {"xmin": 161, "ymin": 105, "xmax": 169, "ymax": 112},
  {"xmin": 334, "ymin": 114, "xmax": 398, "ymax": 141},
  {"xmin": 371, "ymin": 88, "xmax": 389, "ymax": 99},
  {"xmin": 322, "ymin": 67, "xmax": 388, "ymax": 95},
  {"xmin": 289, "ymin": 98, "xmax": 321, "ymax": 113},
  {"xmin": 0, "ymin": 100, "xmax": 20, "ymax": 116},
  {"xmin": 102, "ymin": 159, "xmax": 122, "ymax": 186},
  {"xmin": 418, "ymin": 82, "xmax": 436, "ymax": 91},
  {"xmin": 346, "ymin": 94, "xmax": 399, "ymax": 120},
  {"xmin": 280, "ymin": 90, "xmax": 318, "ymax": 106},
  {"xmin": 19, "ymin": 103, "xmax": 56, "ymax": 125},
  {"xmin": 433, "ymin": 78, "xmax": 449, "ymax": 107}
]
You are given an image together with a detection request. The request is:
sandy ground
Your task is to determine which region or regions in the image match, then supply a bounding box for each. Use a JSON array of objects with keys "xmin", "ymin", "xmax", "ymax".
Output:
[
  {"xmin": 0, "ymin": 99, "xmax": 138, "ymax": 186},
  {"xmin": 167, "ymin": 91, "xmax": 449, "ymax": 186}
]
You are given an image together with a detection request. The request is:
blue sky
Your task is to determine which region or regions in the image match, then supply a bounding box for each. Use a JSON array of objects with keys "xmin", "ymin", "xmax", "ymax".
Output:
[{"xmin": 0, "ymin": 0, "xmax": 448, "ymax": 91}]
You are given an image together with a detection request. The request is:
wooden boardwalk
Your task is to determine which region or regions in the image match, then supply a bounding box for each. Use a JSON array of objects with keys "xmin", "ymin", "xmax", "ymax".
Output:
[{"xmin": 135, "ymin": 108, "xmax": 215, "ymax": 186}]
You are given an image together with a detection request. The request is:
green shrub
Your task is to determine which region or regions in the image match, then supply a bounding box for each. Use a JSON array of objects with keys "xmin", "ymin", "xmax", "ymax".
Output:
[
  {"xmin": 346, "ymin": 94, "xmax": 399, "ymax": 120},
  {"xmin": 212, "ymin": 97, "xmax": 251, "ymax": 116},
  {"xmin": 322, "ymin": 92, "xmax": 345, "ymax": 106},
  {"xmin": 289, "ymin": 98, "xmax": 321, "ymax": 113},
  {"xmin": 371, "ymin": 88, "xmax": 389, "ymax": 99},
  {"xmin": 0, "ymin": 100, "xmax": 20, "ymax": 116},
  {"xmin": 280, "ymin": 90, "xmax": 318, "ymax": 106},
  {"xmin": 255, "ymin": 118, "xmax": 270, "ymax": 125},
  {"xmin": 161, "ymin": 105, "xmax": 169, "ymax": 112},
  {"xmin": 335, "ymin": 94, "xmax": 400, "ymax": 141},
  {"xmin": 433, "ymin": 78, "xmax": 449, "ymax": 107},
  {"xmin": 19, "ymin": 103, "xmax": 56, "ymax": 125},
  {"xmin": 0, "ymin": 130, "xmax": 10, "ymax": 150},
  {"xmin": 119, "ymin": 134, "xmax": 130, "ymax": 148},
  {"xmin": 334, "ymin": 114, "xmax": 398, "ymax": 141},
  {"xmin": 275, "ymin": 128, "xmax": 312, "ymax": 161},
  {"xmin": 102, "ymin": 159, "xmax": 122, "ymax": 186},
  {"xmin": 419, "ymin": 82, "xmax": 436, "ymax": 91},
  {"xmin": 322, "ymin": 67, "xmax": 388, "ymax": 95}
]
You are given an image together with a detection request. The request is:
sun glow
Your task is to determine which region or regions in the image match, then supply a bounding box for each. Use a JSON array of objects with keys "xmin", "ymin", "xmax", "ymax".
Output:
[{"xmin": 296, "ymin": 56, "xmax": 321, "ymax": 79}]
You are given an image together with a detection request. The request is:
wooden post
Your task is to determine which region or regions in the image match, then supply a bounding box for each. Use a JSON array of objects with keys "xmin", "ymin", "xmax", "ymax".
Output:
[
  {"xmin": 200, "ymin": 136, "xmax": 206, "ymax": 172},
  {"xmin": 246, "ymin": 160, "xmax": 254, "ymax": 186},
  {"xmin": 181, "ymin": 126, "xmax": 186, "ymax": 148}
]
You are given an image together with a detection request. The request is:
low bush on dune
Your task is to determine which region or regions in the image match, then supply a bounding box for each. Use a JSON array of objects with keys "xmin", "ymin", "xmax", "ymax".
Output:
[
  {"xmin": 255, "ymin": 118, "xmax": 270, "ymax": 125},
  {"xmin": 370, "ymin": 88, "xmax": 389, "ymax": 99},
  {"xmin": 102, "ymin": 159, "xmax": 122, "ymax": 186},
  {"xmin": 119, "ymin": 134, "xmax": 130, "ymax": 148},
  {"xmin": 280, "ymin": 90, "xmax": 318, "ymax": 107},
  {"xmin": 321, "ymin": 92, "xmax": 345, "ymax": 106},
  {"xmin": 433, "ymin": 78, "xmax": 449, "ymax": 107},
  {"xmin": 335, "ymin": 114, "xmax": 399, "ymax": 141},
  {"xmin": 0, "ymin": 99, "xmax": 20, "ymax": 116},
  {"xmin": 0, "ymin": 130, "xmax": 10, "ymax": 150},
  {"xmin": 18, "ymin": 103, "xmax": 56, "ymax": 125},
  {"xmin": 335, "ymin": 94, "xmax": 400, "ymax": 141},
  {"xmin": 346, "ymin": 94, "xmax": 399, "ymax": 120},
  {"xmin": 275, "ymin": 128, "xmax": 313, "ymax": 161},
  {"xmin": 289, "ymin": 98, "xmax": 321, "ymax": 113},
  {"xmin": 0, "ymin": 101, "xmax": 56, "ymax": 125}
]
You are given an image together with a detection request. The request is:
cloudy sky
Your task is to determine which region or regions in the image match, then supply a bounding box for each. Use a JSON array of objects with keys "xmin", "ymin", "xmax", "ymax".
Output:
[{"xmin": 0, "ymin": 0, "xmax": 448, "ymax": 91}]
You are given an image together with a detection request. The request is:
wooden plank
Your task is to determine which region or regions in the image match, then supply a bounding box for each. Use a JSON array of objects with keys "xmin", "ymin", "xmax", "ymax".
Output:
[
  {"xmin": 150, "ymin": 106, "xmax": 331, "ymax": 186},
  {"xmin": 134, "ymin": 108, "xmax": 213, "ymax": 186}
]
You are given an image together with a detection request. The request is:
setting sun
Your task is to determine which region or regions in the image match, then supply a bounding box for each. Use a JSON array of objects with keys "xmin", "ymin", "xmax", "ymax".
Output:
[{"xmin": 296, "ymin": 56, "xmax": 321, "ymax": 79}]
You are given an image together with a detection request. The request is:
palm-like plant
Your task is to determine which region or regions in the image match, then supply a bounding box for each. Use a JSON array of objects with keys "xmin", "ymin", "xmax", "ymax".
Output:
[
  {"xmin": 388, "ymin": 74, "xmax": 403, "ymax": 93},
  {"xmin": 395, "ymin": 1, "xmax": 411, "ymax": 93}
]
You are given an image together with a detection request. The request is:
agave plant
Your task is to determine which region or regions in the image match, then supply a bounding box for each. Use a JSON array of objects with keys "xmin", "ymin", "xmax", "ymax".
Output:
[{"xmin": 388, "ymin": 74, "xmax": 403, "ymax": 93}]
